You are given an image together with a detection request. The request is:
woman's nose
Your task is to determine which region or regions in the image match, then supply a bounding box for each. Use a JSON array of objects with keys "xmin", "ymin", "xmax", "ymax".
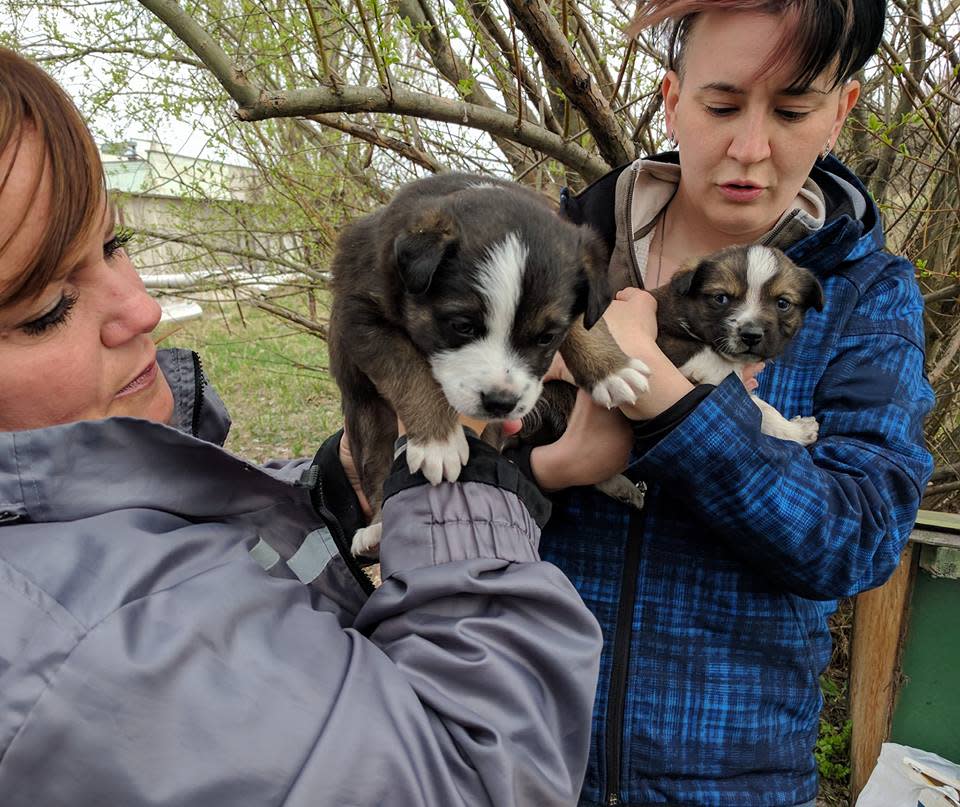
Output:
[
  {"xmin": 726, "ymin": 110, "xmax": 772, "ymax": 164},
  {"xmin": 99, "ymin": 263, "xmax": 163, "ymax": 348}
]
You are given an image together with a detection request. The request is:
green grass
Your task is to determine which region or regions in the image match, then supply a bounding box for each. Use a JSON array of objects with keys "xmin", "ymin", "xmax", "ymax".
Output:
[{"xmin": 158, "ymin": 293, "xmax": 342, "ymax": 462}]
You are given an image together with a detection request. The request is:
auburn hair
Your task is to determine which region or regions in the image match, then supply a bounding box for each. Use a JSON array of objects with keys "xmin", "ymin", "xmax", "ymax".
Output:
[
  {"xmin": 629, "ymin": 0, "xmax": 886, "ymax": 90},
  {"xmin": 0, "ymin": 47, "xmax": 104, "ymax": 307}
]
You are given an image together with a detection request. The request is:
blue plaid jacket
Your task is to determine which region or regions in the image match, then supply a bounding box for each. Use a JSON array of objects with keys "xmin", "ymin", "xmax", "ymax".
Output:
[{"xmin": 541, "ymin": 155, "xmax": 934, "ymax": 806}]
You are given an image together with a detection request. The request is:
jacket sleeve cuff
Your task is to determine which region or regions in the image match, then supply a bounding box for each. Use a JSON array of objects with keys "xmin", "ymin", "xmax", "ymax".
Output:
[
  {"xmin": 630, "ymin": 384, "xmax": 715, "ymax": 454},
  {"xmin": 631, "ymin": 374, "xmax": 760, "ymax": 482},
  {"xmin": 378, "ymin": 433, "xmax": 552, "ymax": 576}
]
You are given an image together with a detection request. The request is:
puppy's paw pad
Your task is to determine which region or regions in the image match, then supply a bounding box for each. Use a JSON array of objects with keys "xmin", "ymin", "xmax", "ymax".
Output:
[
  {"xmin": 590, "ymin": 359, "xmax": 651, "ymax": 408},
  {"xmin": 351, "ymin": 522, "xmax": 383, "ymax": 557},
  {"xmin": 788, "ymin": 415, "xmax": 820, "ymax": 445},
  {"xmin": 406, "ymin": 428, "xmax": 470, "ymax": 485}
]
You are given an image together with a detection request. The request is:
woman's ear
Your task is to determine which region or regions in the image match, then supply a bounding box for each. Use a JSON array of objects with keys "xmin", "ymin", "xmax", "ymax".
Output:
[
  {"xmin": 661, "ymin": 70, "xmax": 681, "ymax": 139},
  {"xmin": 830, "ymin": 79, "xmax": 861, "ymax": 144}
]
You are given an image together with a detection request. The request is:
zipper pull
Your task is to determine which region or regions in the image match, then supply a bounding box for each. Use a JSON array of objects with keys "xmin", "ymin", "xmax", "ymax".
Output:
[{"xmin": 606, "ymin": 794, "xmax": 621, "ymax": 806}]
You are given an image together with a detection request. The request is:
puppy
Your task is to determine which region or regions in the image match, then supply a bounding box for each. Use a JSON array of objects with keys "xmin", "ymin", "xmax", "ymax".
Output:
[
  {"xmin": 511, "ymin": 244, "xmax": 824, "ymax": 510},
  {"xmin": 650, "ymin": 244, "xmax": 824, "ymax": 444},
  {"xmin": 328, "ymin": 172, "xmax": 650, "ymax": 555}
]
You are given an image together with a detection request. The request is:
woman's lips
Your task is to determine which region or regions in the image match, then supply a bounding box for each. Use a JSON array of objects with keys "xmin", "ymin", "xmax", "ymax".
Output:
[
  {"xmin": 718, "ymin": 183, "xmax": 764, "ymax": 202},
  {"xmin": 116, "ymin": 361, "xmax": 158, "ymax": 398}
]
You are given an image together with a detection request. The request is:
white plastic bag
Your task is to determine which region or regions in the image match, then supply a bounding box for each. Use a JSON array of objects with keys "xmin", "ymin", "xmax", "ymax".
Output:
[{"xmin": 856, "ymin": 743, "xmax": 960, "ymax": 807}]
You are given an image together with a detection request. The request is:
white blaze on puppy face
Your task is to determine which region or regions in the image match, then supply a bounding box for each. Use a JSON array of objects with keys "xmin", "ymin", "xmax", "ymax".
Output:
[
  {"xmin": 731, "ymin": 245, "xmax": 780, "ymax": 329},
  {"xmin": 430, "ymin": 231, "xmax": 541, "ymax": 420}
]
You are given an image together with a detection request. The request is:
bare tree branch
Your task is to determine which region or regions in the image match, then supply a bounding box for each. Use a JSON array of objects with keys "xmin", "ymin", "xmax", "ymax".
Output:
[{"xmin": 504, "ymin": 0, "xmax": 634, "ymax": 167}]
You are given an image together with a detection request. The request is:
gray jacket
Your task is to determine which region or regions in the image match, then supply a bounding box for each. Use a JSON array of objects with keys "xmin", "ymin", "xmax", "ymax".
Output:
[{"xmin": 0, "ymin": 348, "xmax": 601, "ymax": 806}]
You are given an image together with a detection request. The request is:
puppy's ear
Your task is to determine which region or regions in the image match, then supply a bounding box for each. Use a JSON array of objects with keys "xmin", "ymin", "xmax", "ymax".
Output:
[
  {"xmin": 801, "ymin": 272, "xmax": 825, "ymax": 312},
  {"xmin": 394, "ymin": 209, "xmax": 459, "ymax": 295},
  {"xmin": 575, "ymin": 226, "xmax": 612, "ymax": 329},
  {"xmin": 670, "ymin": 259, "xmax": 710, "ymax": 297}
]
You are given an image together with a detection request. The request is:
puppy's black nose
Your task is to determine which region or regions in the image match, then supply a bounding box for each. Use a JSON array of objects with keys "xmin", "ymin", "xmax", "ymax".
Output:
[
  {"xmin": 739, "ymin": 326, "xmax": 764, "ymax": 348},
  {"xmin": 481, "ymin": 390, "xmax": 520, "ymax": 418}
]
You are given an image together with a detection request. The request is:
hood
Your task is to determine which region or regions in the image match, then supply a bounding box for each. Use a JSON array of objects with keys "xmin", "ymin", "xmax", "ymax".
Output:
[
  {"xmin": 561, "ymin": 152, "xmax": 884, "ymax": 288},
  {"xmin": 0, "ymin": 348, "xmax": 232, "ymax": 524}
]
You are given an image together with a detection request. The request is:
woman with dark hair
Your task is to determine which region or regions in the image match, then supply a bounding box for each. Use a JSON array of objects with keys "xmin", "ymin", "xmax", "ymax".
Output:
[
  {"xmin": 0, "ymin": 48, "xmax": 603, "ymax": 806},
  {"xmin": 524, "ymin": 2, "xmax": 933, "ymax": 805}
]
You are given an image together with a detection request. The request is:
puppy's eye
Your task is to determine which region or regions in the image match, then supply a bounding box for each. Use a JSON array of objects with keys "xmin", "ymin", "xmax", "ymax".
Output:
[
  {"xmin": 536, "ymin": 330, "xmax": 559, "ymax": 347},
  {"xmin": 713, "ymin": 294, "xmax": 730, "ymax": 305},
  {"xmin": 777, "ymin": 298, "xmax": 793, "ymax": 311},
  {"xmin": 449, "ymin": 319, "xmax": 479, "ymax": 338}
]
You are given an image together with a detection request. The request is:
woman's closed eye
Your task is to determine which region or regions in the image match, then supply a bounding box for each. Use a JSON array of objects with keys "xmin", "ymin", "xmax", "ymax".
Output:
[
  {"xmin": 103, "ymin": 227, "xmax": 133, "ymax": 261},
  {"xmin": 704, "ymin": 105, "xmax": 737, "ymax": 117},
  {"xmin": 704, "ymin": 105, "xmax": 811, "ymax": 122},
  {"xmin": 21, "ymin": 291, "xmax": 78, "ymax": 336}
]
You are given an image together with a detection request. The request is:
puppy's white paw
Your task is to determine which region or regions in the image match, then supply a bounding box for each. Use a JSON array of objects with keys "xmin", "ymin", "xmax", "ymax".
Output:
[
  {"xmin": 590, "ymin": 359, "xmax": 651, "ymax": 408},
  {"xmin": 406, "ymin": 427, "xmax": 470, "ymax": 485},
  {"xmin": 788, "ymin": 415, "xmax": 820, "ymax": 446},
  {"xmin": 351, "ymin": 522, "xmax": 383, "ymax": 557}
]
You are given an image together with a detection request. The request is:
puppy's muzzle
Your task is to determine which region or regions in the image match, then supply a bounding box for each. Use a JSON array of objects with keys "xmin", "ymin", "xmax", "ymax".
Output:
[
  {"xmin": 481, "ymin": 388, "xmax": 521, "ymax": 418},
  {"xmin": 738, "ymin": 324, "xmax": 764, "ymax": 349}
]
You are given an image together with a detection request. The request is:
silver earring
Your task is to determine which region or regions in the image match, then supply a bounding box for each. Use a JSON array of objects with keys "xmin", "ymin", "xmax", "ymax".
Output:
[
  {"xmin": 669, "ymin": 130, "xmax": 678, "ymax": 148},
  {"xmin": 820, "ymin": 140, "xmax": 832, "ymax": 159}
]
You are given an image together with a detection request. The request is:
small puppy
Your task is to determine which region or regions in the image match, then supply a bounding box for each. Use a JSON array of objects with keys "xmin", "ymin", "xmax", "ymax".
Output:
[
  {"xmin": 328, "ymin": 173, "xmax": 650, "ymax": 555},
  {"xmin": 512, "ymin": 244, "xmax": 824, "ymax": 509},
  {"xmin": 650, "ymin": 244, "xmax": 824, "ymax": 444}
]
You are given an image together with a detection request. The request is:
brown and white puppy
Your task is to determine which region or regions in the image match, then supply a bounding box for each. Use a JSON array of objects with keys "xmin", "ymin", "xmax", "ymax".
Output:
[
  {"xmin": 511, "ymin": 244, "xmax": 823, "ymax": 510},
  {"xmin": 650, "ymin": 243, "xmax": 824, "ymax": 443},
  {"xmin": 328, "ymin": 172, "xmax": 650, "ymax": 555}
]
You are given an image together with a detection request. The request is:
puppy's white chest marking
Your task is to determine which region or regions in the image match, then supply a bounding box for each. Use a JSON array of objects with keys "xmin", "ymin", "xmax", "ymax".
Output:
[{"xmin": 678, "ymin": 348, "xmax": 743, "ymax": 386}]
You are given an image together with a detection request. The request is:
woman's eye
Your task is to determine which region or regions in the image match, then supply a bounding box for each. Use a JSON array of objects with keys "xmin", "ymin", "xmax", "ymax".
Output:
[
  {"xmin": 705, "ymin": 106, "xmax": 737, "ymax": 117},
  {"xmin": 713, "ymin": 294, "xmax": 730, "ymax": 306},
  {"xmin": 777, "ymin": 298, "xmax": 793, "ymax": 311},
  {"xmin": 21, "ymin": 292, "xmax": 79, "ymax": 336},
  {"xmin": 777, "ymin": 109, "xmax": 810, "ymax": 122},
  {"xmin": 104, "ymin": 227, "xmax": 134, "ymax": 261}
]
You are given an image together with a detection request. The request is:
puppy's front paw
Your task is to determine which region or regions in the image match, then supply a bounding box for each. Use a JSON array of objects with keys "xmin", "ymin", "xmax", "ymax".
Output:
[
  {"xmin": 406, "ymin": 427, "xmax": 470, "ymax": 485},
  {"xmin": 351, "ymin": 522, "xmax": 383, "ymax": 557},
  {"xmin": 590, "ymin": 359, "xmax": 651, "ymax": 408},
  {"xmin": 788, "ymin": 415, "xmax": 820, "ymax": 446}
]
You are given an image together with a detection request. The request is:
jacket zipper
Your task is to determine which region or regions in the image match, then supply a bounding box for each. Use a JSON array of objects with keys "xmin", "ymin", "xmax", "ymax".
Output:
[
  {"xmin": 604, "ymin": 512, "xmax": 644, "ymax": 806},
  {"xmin": 760, "ymin": 208, "xmax": 800, "ymax": 248},
  {"xmin": 310, "ymin": 472, "xmax": 375, "ymax": 596},
  {"xmin": 190, "ymin": 351, "xmax": 206, "ymax": 438}
]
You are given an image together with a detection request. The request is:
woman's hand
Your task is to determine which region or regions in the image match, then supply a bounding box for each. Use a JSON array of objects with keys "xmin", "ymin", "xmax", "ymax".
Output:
[
  {"xmin": 528, "ymin": 355, "xmax": 633, "ymax": 491},
  {"xmin": 600, "ymin": 288, "xmax": 694, "ymax": 421},
  {"xmin": 529, "ymin": 387, "xmax": 634, "ymax": 491}
]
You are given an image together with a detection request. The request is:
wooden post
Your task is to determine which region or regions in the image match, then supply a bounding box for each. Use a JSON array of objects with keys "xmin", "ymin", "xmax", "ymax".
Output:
[{"xmin": 848, "ymin": 544, "xmax": 917, "ymax": 802}]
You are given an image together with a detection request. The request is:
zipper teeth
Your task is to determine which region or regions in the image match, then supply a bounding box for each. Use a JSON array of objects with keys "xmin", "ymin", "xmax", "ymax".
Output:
[
  {"xmin": 760, "ymin": 208, "xmax": 800, "ymax": 247},
  {"xmin": 314, "ymin": 475, "xmax": 375, "ymax": 596},
  {"xmin": 604, "ymin": 512, "xmax": 644, "ymax": 806},
  {"xmin": 190, "ymin": 351, "xmax": 206, "ymax": 438}
]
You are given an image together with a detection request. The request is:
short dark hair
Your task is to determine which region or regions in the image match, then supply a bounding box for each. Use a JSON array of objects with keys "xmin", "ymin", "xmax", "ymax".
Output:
[
  {"xmin": 629, "ymin": 0, "xmax": 886, "ymax": 90},
  {"xmin": 0, "ymin": 47, "xmax": 105, "ymax": 307}
]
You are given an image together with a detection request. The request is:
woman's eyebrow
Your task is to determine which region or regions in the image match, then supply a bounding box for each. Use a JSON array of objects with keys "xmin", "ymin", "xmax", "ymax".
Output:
[
  {"xmin": 698, "ymin": 81, "xmax": 827, "ymax": 98},
  {"xmin": 698, "ymin": 82, "xmax": 744, "ymax": 94}
]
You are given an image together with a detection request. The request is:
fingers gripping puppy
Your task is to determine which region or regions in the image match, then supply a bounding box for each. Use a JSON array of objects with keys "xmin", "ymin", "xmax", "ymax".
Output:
[{"xmin": 328, "ymin": 173, "xmax": 650, "ymax": 556}]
